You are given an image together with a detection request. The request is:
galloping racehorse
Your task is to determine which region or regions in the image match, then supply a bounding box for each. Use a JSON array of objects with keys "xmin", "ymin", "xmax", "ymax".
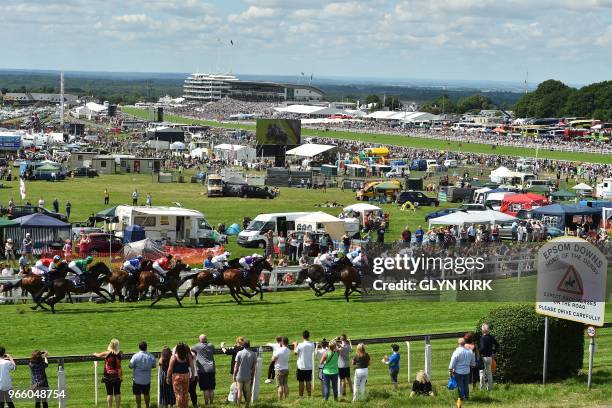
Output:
[
  {"xmin": 0, "ymin": 262, "xmax": 71, "ymax": 310},
  {"xmin": 43, "ymin": 262, "xmax": 114, "ymax": 313},
  {"xmin": 108, "ymin": 259, "xmax": 153, "ymax": 302},
  {"xmin": 223, "ymin": 257, "xmax": 273, "ymax": 304},
  {"xmin": 137, "ymin": 260, "xmax": 191, "ymax": 307},
  {"xmin": 179, "ymin": 268, "xmax": 224, "ymax": 304},
  {"xmin": 296, "ymin": 256, "xmax": 365, "ymax": 301}
]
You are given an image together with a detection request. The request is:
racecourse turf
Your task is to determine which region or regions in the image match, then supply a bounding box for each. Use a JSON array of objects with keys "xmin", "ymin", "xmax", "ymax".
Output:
[{"xmin": 121, "ymin": 107, "xmax": 612, "ymax": 164}]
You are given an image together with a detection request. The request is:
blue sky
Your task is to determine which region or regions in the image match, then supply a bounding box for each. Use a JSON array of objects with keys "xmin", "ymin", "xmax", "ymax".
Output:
[{"xmin": 1, "ymin": 0, "xmax": 611, "ymax": 85}]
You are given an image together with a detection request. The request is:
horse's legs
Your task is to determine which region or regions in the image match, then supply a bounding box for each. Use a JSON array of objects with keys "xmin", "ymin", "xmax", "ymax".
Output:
[
  {"xmin": 179, "ymin": 283, "xmax": 195, "ymax": 301},
  {"xmin": 173, "ymin": 290, "xmax": 183, "ymax": 307},
  {"xmin": 150, "ymin": 292, "xmax": 163, "ymax": 307},
  {"xmin": 258, "ymin": 282, "xmax": 264, "ymax": 300},
  {"xmin": 97, "ymin": 288, "xmax": 114, "ymax": 302},
  {"xmin": 193, "ymin": 287, "xmax": 205, "ymax": 304},
  {"xmin": 344, "ymin": 285, "xmax": 350, "ymax": 302},
  {"xmin": 229, "ymin": 287, "xmax": 242, "ymax": 304}
]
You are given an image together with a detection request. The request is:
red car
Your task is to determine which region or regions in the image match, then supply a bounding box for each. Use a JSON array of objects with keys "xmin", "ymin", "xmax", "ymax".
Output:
[{"xmin": 79, "ymin": 233, "xmax": 123, "ymax": 256}]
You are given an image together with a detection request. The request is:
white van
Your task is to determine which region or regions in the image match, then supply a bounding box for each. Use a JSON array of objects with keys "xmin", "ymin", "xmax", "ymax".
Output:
[
  {"xmin": 237, "ymin": 212, "xmax": 313, "ymax": 248},
  {"xmin": 385, "ymin": 166, "xmax": 410, "ymax": 178},
  {"xmin": 444, "ymin": 159, "xmax": 458, "ymax": 168},
  {"xmin": 112, "ymin": 206, "xmax": 218, "ymax": 245}
]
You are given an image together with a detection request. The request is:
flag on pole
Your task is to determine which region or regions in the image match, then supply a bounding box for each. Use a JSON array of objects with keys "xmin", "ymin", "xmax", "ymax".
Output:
[{"xmin": 20, "ymin": 178, "xmax": 27, "ymax": 200}]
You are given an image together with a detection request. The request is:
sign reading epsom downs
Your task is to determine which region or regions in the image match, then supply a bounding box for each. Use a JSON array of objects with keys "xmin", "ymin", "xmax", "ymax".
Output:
[{"xmin": 536, "ymin": 237, "xmax": 608, "ymax": 326}]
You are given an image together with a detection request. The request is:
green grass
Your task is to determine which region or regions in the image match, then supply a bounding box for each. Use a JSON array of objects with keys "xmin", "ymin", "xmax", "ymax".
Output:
[
  {"xmin": 121, "ymin": 107, "xmax": 612, "ymax": 164},
  {"xmin": 3, "ymin": 292, "xmax": 612, "ymax": 407}
]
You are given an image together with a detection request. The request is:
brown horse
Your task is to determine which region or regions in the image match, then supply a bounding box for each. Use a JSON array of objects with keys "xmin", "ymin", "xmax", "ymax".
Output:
[
  {"xmin": 179, "ymin": 268, "xmax": 224, "ymax": 304},
  {"xmin": 136, "ymin": 260, "xmax": 191, "ymax": 307},
  {"xmin": 222, "ymin": 258, "xmax": 273, "ymax": 304},
  {"xmin": 0, "ymin": 263, "xmax": 71, "ymax": 310},
  {"xmin": 108, "ymin": 259, "xmax": 153, "ymax": 302},
  {"xmin": 43, "ymin": 262, "xmax": 114, "ymax": 313},
  {"xmin": 296, "ymin": 256, "xmax": 364, "ymax": 301}
]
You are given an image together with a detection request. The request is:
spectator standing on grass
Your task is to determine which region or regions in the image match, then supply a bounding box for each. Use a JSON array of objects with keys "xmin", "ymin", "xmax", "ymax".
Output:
[
  {"xmin": 320, "ymin": 341, "xmax": 339, "ymax": 401},
  {"xmin": 382, "ymin": 344, "xmax": 400, "ymax": 390},
  {"xmin": 401, "ymin": 227, "xmax": 412, "ymax": 244},
  {"xmin": 104, "ymin": 189, "xmax": 110, "ymax": 205},
  {"xmin": 479, "ymin": 324, "xmax": 499, "ymax": 391},
  {"xmin": 277, "ymin": 232, "xmax": 286, "ymax": 257},
  {"xmin": 288, "ymin": 234, "xmax": 298, "ymax": 263},
  {"xmin": 132, "ymin": 190, "xmax": 139, "ymax": 206},
  {"xmin": 410, "ymin": 370, "xmax": 434, "ymax": 397},
  {"xmin": 464, "ymin": 332, "xmax": 481, "ymax": 392},
  {"xmin": 65, "ymin": 201, "xmax": 71, "ymax": 220},
  {"xmin": 158, "ymin": 347, "xmax": 176, "ymax": 408},
  {"xmin": 233, "ymin": 340, "xmax": 256, "ymax": 408},
  {"xmin": 264, "ymin": 336, "xmax": 282, "ymax": 384},
  {"xmin": 272, "ymin": 337, "xmax": 290, "ymax": 400},
  {"xmin": 38, "ymin": 197, "xmax": 45, "ymax": 209},
  {"xmin": 21, "ymin": 233, "xmax": 34, "ymax": 264},
  {"xmin": 221, "ymin": 337, "xmax": 244, "ymax": 378},
  {"xmin": 52, "ymin": 198, "xmax": 59, "ymax": 214},
  {"xmin": 0, "ymin": 346, "xmax": 16, "ymax": 408},
  {"xmin": 94, "ymin": 339, "xmax": 123, "ymax": 408},
  {"xmin": 415, "ymin": 226, "xmax": 424, "ymax": 245},
  {"xmin": 449, "ymin": 338, "xmax": 475, "ymax": 402},
  {"xmin": 352, "ymin": 343, "xmax": 370, "ymax": 402},
  {"xmin": 337, "ymin": 334, "xmax": 353, "ymax": 398},
  {"xmin": 4, "ymin": 239, "xmax": 15, "ymax": 268},
  {"xmin": 192, "ymin": 334, "xmax": 216, "ymax": 405},
  {"xmin": 129, "ymin": 341, "xmax": 156, "ymax": 408},
  {"xmin": 29, "ymin": 350, "xmax": 49, "ymax": 408},
  {"xmin": 146, "ymin": 193, "xmax": 152, "ymax": 207},
  {"xmin": 293, "ymin": 330, "xmax": 314, "ymax": 397},
  {"xmin": 167, "ymin": 343, "xmax": 193, "ymax": 408}
]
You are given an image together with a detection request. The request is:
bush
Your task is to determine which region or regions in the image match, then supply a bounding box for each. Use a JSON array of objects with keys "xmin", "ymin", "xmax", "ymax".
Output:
[{"xmin": 476, "ymin": 304, "xmax": 584, "ymax": 383}]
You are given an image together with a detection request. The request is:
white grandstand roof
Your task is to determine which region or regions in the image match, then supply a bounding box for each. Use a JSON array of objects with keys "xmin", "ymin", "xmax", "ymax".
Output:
[
  {"xmin": 364, "ymin": 110, "xmax": 440, "ymax": 122},
  {"xmin": 85, "ymin": 102, "xmax": 108, "ymax": 113},
  {"xmin": 274, "ymin": 104, "xmax": 348, "ymax": 116},
  {"xmin": 286, "ymin": 143, "xmax": 336, "ymax": 158},
  {"xmin": 214, "ymin": 143, "xmax": 248, "ymax": 151}
]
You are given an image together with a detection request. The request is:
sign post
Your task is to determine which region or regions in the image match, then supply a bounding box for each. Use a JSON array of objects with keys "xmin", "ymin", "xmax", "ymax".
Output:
[
  {"xmin": 536, "ymin": 237, "xmax": 607, "ymax": 389},
  {"xmin": 587, "ymin": 326, "xmax": 596, "ymax": 390},
  {"xmin": 424, "ymin": 336, "xmax": 432, "ymax": 379}
]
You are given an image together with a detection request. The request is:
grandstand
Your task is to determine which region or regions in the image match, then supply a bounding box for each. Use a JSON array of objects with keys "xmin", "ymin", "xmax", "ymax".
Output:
[{"xmin": 183, "ymin": 73, "xmax": 324, "ymax": 102}]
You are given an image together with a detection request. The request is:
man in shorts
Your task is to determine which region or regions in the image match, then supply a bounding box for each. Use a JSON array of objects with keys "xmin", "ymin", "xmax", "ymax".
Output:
[
  {"xmin": 272, "ymin": 337, "xmax": 290, "ymax": 400},
  {"xmin": 337, "ymin": 334, "xmax": 353, "ymax": 397},
  {"xmin": 293, "ymin": 330, "xmax": 314, "ymax": 397},
  {"xmin": 233, "ymin": 340, "xmax": 256, "ymax": 408},
  {"xmin": 129, "ymin": 341, "xmax": 156, "ymax": 408},
  {"xmin": 192, "ymin": 334, "xmax": 216, "ymax": 405}
]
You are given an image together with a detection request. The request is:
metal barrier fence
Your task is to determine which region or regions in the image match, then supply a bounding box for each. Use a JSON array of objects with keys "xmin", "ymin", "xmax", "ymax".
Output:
[{"xmin": 8, "ymin": 324, "xmax": 612, "ymax": 406}]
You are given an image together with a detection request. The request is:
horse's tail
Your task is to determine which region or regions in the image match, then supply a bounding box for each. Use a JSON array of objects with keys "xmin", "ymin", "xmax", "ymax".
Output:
[
  {"xmin": 180, "ymin": 272, "xmax": 200, "ymax": 286},
  {"xmin": 0, "ymin": 279, "xmax": 21, "ymax": 292}
]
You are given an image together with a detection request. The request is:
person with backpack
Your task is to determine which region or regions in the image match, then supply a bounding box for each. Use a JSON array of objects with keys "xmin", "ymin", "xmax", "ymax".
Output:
[
  {"xmin": 94, "ymin": 339, "xmax": 123, "ymax": 408},
  {"xmin": 320, "ymin": 341, "xmax": 339, "ymax": 401}
]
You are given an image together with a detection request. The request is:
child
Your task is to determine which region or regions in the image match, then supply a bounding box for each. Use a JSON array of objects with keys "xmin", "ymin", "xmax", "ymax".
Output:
[
  {"xmin": 63, "ymin": 239, "xmax": 72, "ymax": 260},
  {"xmin": 382, "ymin": 344, "xmax": 400, "ymax": 389}
]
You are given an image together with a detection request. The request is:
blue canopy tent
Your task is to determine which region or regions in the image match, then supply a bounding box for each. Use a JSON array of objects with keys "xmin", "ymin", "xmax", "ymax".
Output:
[
  {"xmin": 8, "ymin": 213, "xmax": 72, "ymax": 255},
  {"xmin": 532, "ymin": 204, "xmax": 601, "ymax": 231}
]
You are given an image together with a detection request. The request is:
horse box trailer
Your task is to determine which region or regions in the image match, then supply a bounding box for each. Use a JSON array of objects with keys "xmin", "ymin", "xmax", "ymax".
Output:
[{"xmin": 112, "ymin": 206, "xmax": 218, "ymax": 246}]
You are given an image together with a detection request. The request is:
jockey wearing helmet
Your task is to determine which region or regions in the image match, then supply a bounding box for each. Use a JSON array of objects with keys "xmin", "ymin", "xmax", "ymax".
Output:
[
  {"xmin": 122, "ymin": 255, "xmax": 143, "ymax": 277},
  {"xmin": 68, "ymin": 256, "xmax": 94, "ymax": 285},
  {"xmin": 239, "ymin": 255, "xmax": 254, "ymax": 271},
  {"xmin": 35, "ymin": 257, "xmax": 55, "ymax": 275},
  {"xmin": 152, "ymin": 254, "xmax": 173, "ymax": 283},
  {"xmin": 41, "ymin": 255, "xmax": 62, "ymax": 286},
  {"xmin": 211, "ymin": 251, "xmax": 230, "ymax": 272}
]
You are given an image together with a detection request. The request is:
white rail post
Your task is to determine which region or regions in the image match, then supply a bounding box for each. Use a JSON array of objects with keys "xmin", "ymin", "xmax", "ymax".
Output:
[
  {"xmin": 94, "ymin": 361, "xmax": 98, "ymax": 406},
  {"xmin": 57, "ymin": 359, "xmax": 66, "ymax": 408},
  {"xmin": 424, "ymin": 336, "xmax": 432, "ymax": 379},
  {"xmin": 405, "ymin": 341, "xmax": 411, "ymax": 384},
  {"xmin": 311, "ymin": 343, "xmax": 317, "ymax": 398},
  {"xmin": 157, "ymin": 363, "xmax": 162, "ymax": 408},
  {"xmin": 251, "ymin": 347, "xmax": 263, "ymax": 403}
]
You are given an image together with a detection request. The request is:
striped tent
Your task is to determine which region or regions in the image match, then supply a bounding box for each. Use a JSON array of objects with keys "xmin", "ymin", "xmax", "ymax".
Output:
[{"xmin": 7, "ymin": 213, "xmax": 71, "ymax": 255}]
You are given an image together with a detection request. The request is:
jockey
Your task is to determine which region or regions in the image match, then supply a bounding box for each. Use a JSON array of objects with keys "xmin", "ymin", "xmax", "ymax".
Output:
[
  {"xmin": 152, "ymin": 254, "xmax": 173, "ymax": 283},
  {"xmin": 41, "ymin": 255, "xmax": 62, "ymax": 286},
  {"xmin": 239, "ymin": 255, "xmax": 254, "ymax": 271},
  {"xmin": 35, "ymin": 257, "xmax": 55, "ymax": 275},
  {"xmin": 68, "ymin": 256, "xmax": 93, "ymax": 285},
  {"xmin": 211, "ymin": 251, "xmax": 230, "ymax": 271},
  {"xmin": 347, "ymin": 248, "xmax": 362, "ymax": 267},
  {"xmin": 122, "ymin": 255, "xmax": 143, "ymax": 278},
  {"xmin": 319, "ymin": 251, "xmax": 336, "ymax": 275},
  {"xmin": 203, "ymin": 254, "xmax": 214, "ymax": 269}
]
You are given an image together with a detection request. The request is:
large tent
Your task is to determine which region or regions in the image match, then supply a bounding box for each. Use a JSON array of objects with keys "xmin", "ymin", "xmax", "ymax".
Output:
[
  {"xmin": 489, "ymin": 166, "xmax": 513, "ymax": 183},
  {"xmin": 550, "ymin": 189, "xmax": 577, "ymax": 201},
  {"xmin": 428, "ymin": 210, "xmax": 516, "ymax": 227},
  {"xmin": 499, "ymin": 193, "xmax": 548, "ymax": 216},
  {"xmin": 532, "ymin": 204, "xmax": 601, "ymax": 230},
  {"xmin": 0, "ymin": 218, "xmax": 19, "ymax": 245},
  {"xmin": 122, "ymin": 238, "xmax": 165, "ymax": 259},
  {"xmin": 8, "ymin": 213, "xmax": 71, "ymax": 254},
  {"xmin": 286, "ymin": 144, "xmax": 336, "ymax": 158}
]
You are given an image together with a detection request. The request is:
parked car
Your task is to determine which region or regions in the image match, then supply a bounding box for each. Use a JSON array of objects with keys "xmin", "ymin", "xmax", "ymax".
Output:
[
  {"xmin": 78, "ymin": 233, "xmax": 123, "ymax": 256},
  {"xmin": 497, "ymin": 221, "xmax": 563, "ymax": 241},
  {"xmin": 458, "ymin": 203, "xmax": 488, "ymax": 211},
  {"xmin": 424, "ymin": 208, "xmax": 461, "ymax": 221},
  {"xmin": 71, "ymin": 226, "xmax": 103, "ymax": 241},
  {"xmin": 240, "ymin": 185, "xmax": 275, "ymax": 199},
  {"xmin": 5, "ymin": 205, "xmax": 68, "ymax": 222},
  {"xmin": 396, "ymin": 191, "xmax": 440, "ymax": 207},
  {"xmin": 71, "ymin": 167, "xmax": 99, "ymax": 177}
]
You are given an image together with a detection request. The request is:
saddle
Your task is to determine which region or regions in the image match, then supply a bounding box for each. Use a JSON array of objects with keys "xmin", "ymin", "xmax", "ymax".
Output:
[
  {"xmin": 211, "ymin": 271, "xmax": 223, "ymax": 284},
  {"xmin": 240, "ymin": 269, "xmax": 250, "ymax": 280}
]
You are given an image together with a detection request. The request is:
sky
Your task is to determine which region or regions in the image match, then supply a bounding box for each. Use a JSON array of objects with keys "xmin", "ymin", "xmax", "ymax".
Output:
[{"xmin": 1, "ymin": 0, "xmax": 611, "ymax": 85}]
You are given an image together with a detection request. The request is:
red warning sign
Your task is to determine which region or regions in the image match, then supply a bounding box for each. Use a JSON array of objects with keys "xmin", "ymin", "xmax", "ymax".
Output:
[{"xmin": 557, "ymin": 265, "xmax": 584, "ymax": 296}]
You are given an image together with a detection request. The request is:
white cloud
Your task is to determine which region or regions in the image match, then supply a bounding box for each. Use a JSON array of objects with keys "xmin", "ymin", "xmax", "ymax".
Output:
[{"xmin": 112, "ymin": 14, "xmax": 148, "ymax": 23}]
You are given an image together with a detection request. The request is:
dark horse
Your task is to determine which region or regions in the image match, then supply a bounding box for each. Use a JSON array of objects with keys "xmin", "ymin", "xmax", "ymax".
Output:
[
  {"xmin": 222, "ymin": 258, "xmax": 273, "ymax": 304},
  {"xmin": 108, "ymin": 259, "xmax": 153, "ymax": 302},
  {"xmin": 296, "ymin": 256, "xmax": 366, "ymax": 301},
  {"xmin": 0, "ymin": 263, "xmax": 71, "ymax": 310},
  {"xmin": 42, "ymin": 262, "xmax": 114, "ymax": 313},
  {"xmin": 136, "ymin": 260, "xmax": 191, "ymax": 307},
  {"xmin": 179, "ymin": 257, "xmax": 265, "ymax": 304}
]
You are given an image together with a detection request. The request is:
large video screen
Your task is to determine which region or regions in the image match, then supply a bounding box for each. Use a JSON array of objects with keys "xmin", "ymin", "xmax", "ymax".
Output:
[{"xmin": 256, "ymin": 119, "xmax": 301, "ymax": 146}]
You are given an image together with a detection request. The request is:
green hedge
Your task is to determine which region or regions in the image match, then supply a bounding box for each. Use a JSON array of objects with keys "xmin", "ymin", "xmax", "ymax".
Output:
[{"xmin": 476, "ymin": 304, "xmax": 584, "ymax": 383}]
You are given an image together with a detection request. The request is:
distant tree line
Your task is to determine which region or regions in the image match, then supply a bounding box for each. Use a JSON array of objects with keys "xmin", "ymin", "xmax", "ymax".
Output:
[{"xmin": 513, "ymin": 79, "xmax": 612, "ymax": 120}]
